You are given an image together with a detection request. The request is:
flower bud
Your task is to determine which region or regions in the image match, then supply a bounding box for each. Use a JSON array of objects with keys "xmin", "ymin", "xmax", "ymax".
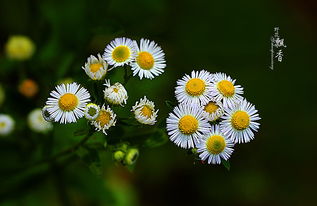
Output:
[
  {"xmin": 124, "ymin": 148, "xmax": 139, "ymax": 165},
  {"xmin": 113, "ymin": 150, "xmax": 125, "ymax": 162}
]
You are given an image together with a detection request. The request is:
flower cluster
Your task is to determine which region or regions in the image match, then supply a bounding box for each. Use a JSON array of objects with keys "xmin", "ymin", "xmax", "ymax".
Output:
[
  {"xmin": 166, "ymin": 70, "xmax": 261, "ymax": 164},
  {"xmin": 42, "ymin": 37, "xmax": 164, "ymax": 137}
]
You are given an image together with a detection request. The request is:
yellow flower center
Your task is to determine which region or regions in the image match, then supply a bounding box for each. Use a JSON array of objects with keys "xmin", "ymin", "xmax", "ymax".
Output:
[
  {"xmin": 185, "ymin": 78, "xmax": 206, "ymax": 96},
  {"xmin": 0, "ymin": 122, "xmax": 6, "ymax": 128},
  {"xmin": 178, "ymin": 115, "xmax": 198, "ymax": 135},
  {"xmin": 89, "ymin": 63, "xmax": 103, "ymax": 73},
  {"xmin": 136, "ymin": 52, "xmax": 154, "ymax": 70},
  {"xmin": 113, "ymin": 88, "xmax": 119, "ymax": 93},
  {"xmin": 140, "ymin": 105, "xmax": 153, "ymax": 118},
  {"xmin": 217, "ymin": 80, "xmax": 235, "ymax": 97},
  {"xmin": 58, "ymin": 93, "xmax": 78, "ymax": 111},
  {"xmin": 96, "ymin": 111, "xmax": 111, "ymax": 127},
  {"xmin": 231, "ymin": 111, "xmax": 250, "ymax": 130},
  {"xmin": 206, "ymin": 135, "xmax": 226, "ymax": 154},
  {"xmin": 112, "ymin": 46, "xmax": 130, "ymax": 62},
  {"xmin": 204, "ymin": 102, "xmax": 219, "ymax": 114}
]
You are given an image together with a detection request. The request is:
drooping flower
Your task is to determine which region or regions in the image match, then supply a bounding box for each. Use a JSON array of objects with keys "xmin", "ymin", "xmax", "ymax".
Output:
[
  {"xmin": 82, "ymin": 54, "xmax": 108, "ymax": 80},
  {"xmin": 91, "ymin": 104, "xmax": 116, "ymax": 134},
  {"xmin": 132, "ymin": 96, "xmax": 158, "ymax": 125},
  {"xmin": 104, "ymin": 80, "xmax": 128, "ymax": 106}
]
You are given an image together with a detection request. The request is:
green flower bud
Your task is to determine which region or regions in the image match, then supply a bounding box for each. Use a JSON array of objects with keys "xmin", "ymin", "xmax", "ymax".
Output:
[
  {"xmin": 124, "ymin": 148, "xmax": 139, "ymax": 165},
  {"xmin": 113, "ymin": 150, "xmax": 125, "ymax": 162}
]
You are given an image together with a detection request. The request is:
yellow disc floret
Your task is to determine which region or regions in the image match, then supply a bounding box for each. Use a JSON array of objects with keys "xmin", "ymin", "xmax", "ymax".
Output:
[
  {"xmin": 112, "ymin": 46, "xmax": 131, "ymax": 62},
  {"xmin": 136, "ymin": 52, "xmax": 154, "ymax": 70},
  {"xmin": 90, "ymin": 63, "xmax": 103, "ymax": 73},
  {"xmin": 206, "ymin": 135, "xmax": 226, "ymax": 154},
  {"xmin": 204, "ymin": 102, "xmax": 219, "ymax": 114},
  {"xmin": 185, "ymin": 78, "xmax": 206, "ymax": 96},
  {"xmin": 96, "ymin": 111, "xmax": 111, "ymax": 127},
  {"xmin": 140, "ymin": 105, "xmax": 153, "ymax": 118},
  {"xmin": 217, "ymin": 80, "xmax": 235, "ymax": 97},
  {"xmin": 178, "ymin": 115, "xmax": 198, "ymax": 134},
  {"xmin": 231, "ymin": 111, "xmax": 250, "ymax": 130},
  {"xmin": 58, "ymin": 93, "xmax": 78, "ymax": 111},
  {"xmin": 113, "ymin": 88, "xmax": 119, "ymax": 93}
]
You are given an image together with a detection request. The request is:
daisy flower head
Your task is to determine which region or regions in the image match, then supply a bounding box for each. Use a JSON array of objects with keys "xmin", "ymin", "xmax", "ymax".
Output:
[
  {"xmin": 131, "ymin": 38, "xmax": 166, "ymax": 79},
  {"xmin": 28, "ymin": 108, "xmax": 53, "ymax": 133},
  {"xmin": 82, "ymin": 54, "xmax": 108, "ymax": 80},
  {"xmin": 46, "ymin": 82, "xmax": 91, "ymax": 124},
  {"xmin": 84, "ymin": 103, "xmax": 100, "ymax": 121},
  {"xmin": 220, "ymin": 99, "xmax": 261, "ymax": 144},
  {"xmin": 197, "ymin": 125, "xmax": 234, "ymax": 164},
  {"xmin": 202, "ymin": 100, "xmax": 224, "ymax": 122},
  {"xmin": 131, "ymin": 96, "xmax": 158, "ymax": 125},
  {"xmin": 210, "ymin": 72, "xmax": 244, "ymax": 108},
  {"xmin": 166, "ymin": 103, "xmax": 211, "ymax": 149},
  {"xmin": 91, "ymin": 104, "xmax": 116, "ymax": 135},
  {"xmin": 175, "ymin": 70, "xmax": 214, "ymax": 106},
  {"xmin": 103, "ymin": 37, "xmax": 136, "ymax": 67},
  {"xmin": 0, "ymin": 114, "xmax": 15, "ymax": 136},
  {"xmin": 104, "ymin": 80, "xmax": 128, "ymax": 106}
]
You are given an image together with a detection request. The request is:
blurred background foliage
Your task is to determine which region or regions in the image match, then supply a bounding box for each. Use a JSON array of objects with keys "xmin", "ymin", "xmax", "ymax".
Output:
[{"xmin": 0, "ymin": 0, "xmax": 317, "ymax": 205}]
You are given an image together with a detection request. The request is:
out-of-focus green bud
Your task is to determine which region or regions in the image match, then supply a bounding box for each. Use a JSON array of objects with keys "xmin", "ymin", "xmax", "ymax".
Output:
[
  {"xmin": 5, "ymin": 35, "xmax": 35, "ymax": 60},
  {"xmin": 113, "ymin": 150, "xmax": 125, "ymax": 162},
  {"xmin": 124, "ymin": 148, "xmax": 139, "ymax": 165}
]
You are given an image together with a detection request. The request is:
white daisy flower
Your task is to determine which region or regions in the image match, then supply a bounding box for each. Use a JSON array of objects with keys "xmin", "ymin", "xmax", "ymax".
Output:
[
  {"xmin": 103, "ymin": 79, "xmax": 128, "ymax": 106},
  {"xmin": 210, "ymin": 72, "xmax": 244, "ymax": 108},
  {"xmin": 0, "ymin": 114, "xmax": 15, "ymax": 136},
  {"xmin": 82, "ymin": 54, "xmax": 108, "ymax": 80},
  {"xmin": 42, "ymin": 105, "xmax": 54, "ymax": 122},
  {"xmin": 131, "ymin": 38, "xmax": 166, "ymax": 79},
  {"xmin": 84, "ymin": 103, "xmax": 100, "ymax": 121},
  {"xmin": 91, "ymin": 104, "xmax": 116, "ymax": 134},
  {"xmin": 28, "ymin": 108, "xmax": 53, "ymax": 133},
  {"xmin": 131, "ymin": 96, "xmax": 158, "ymax": 125},
  {"xmin": 103, "ymin": 37, "xmax": 136, "ymax": 67},
  {"xmin": 202, "ymin": 100, "xmax": 224, "ymax": 122},
  {"xmin": 197, "ymin": 125, "xmax": 234, "ymax": 164},
  {"xmin": 175, "ymin": 70, "xmax": 214, "ymax": 106},
  {"xmin": 166, "ymin": 104, "xmax": 211, "ymax": 149},
  {"xmin": 46, "ymin": 82, "xmax": 91, "ymax": 124},
  {"xmin": 220, "ymin": 99, "xmax": 261, "ymax": 144}
]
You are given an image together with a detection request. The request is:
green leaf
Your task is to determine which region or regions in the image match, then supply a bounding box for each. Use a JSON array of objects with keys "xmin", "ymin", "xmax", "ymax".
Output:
[{"xmin": 222, "ymin": 159, "xmax": 231, "ymax": 171}]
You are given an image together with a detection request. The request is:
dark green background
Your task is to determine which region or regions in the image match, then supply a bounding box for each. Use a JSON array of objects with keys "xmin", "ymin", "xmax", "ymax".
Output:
[{"xmin": 0, "ymin": 0, "xmax": 316, "ymax": 205}]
